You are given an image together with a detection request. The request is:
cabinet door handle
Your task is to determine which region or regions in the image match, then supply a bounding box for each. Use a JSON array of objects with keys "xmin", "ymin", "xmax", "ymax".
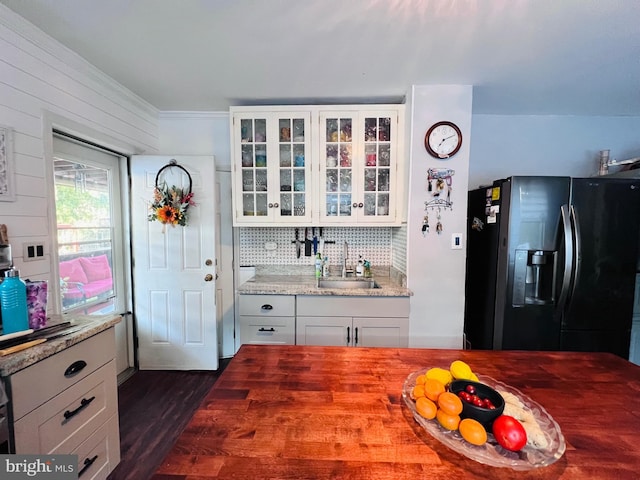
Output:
[
  {"xmin": 358, "ymin": 202, "xmax": 364, "ymax": 208},
  {"xmin": 78, "ymin": 455, "xmax": 98, "ymax": 477},
  {"xmin": 258, "ymin": 327, "xmax": 275, "ymax": 332},
  {"xmin": 355, "ymin": 327, "xmax": 359, "ymax": 345},
  {"xmin": 346, "ymin": 326, "xmax": 351, "ymax": 345},
  {"xmin": 261, "ymin": 304, "xmax": 273, "ymax": 310},
  {"xmin": 63, "ymin": 396, "xmax": 95, "ymax": 420},
  {"xmin": 64, "ymin": 360, "xmax": 87, "ymax": 377}
]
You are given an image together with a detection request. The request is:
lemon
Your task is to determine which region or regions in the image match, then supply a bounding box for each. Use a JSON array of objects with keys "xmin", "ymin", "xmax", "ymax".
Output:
[
  {"xmin": 469, "ymin": 372, "xmax": 479, "ymax": 382},
  {"xmin": 425, "ymin": 367, "xmax": 453, "ymax": 386},
  {"xmin": 450, "ymin": 360, "xmax": 473, "ymax": 380}
]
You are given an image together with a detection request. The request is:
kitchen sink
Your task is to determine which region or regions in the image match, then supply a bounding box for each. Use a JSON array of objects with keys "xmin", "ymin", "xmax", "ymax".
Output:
[{"xmin": 317, "ymin": 279, "xmax": 380, "ymax": 289}]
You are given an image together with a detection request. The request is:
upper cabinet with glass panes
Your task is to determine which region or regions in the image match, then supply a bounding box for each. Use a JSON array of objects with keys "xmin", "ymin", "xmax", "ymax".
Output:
[
  {"xmin": 318, "ymin": 109, "xmax": 401, "ymax": 224},
  {"xmin": 231, "ymin": 110, "xmax": 312, "ymax": 225},
  {"xmin": 230, "ymin": 105, "xmax": 404, "ymax": 226}
]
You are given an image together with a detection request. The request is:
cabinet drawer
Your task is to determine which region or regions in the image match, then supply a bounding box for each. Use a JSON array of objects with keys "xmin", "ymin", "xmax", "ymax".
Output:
[
  {"xmin": 297, "ymin": 295, "xmax": 409, "ymax": 317},
  {"xmin": 240, "ymin": 316, "xmax": 295, "ymax": 345},
  {"xmin": 239, "ymin": 294, "xmax": 295, "ymax": 316},
  {"xmin": 71, "ymin": 413, "xmax": 120, "ymax": 480},
  {"xmin": 13, "ymin": 360, "xmax": 118, "ymax": 454},
  {"xmin": 10, "ymin": 329, "xmax": 115, "ymax": 420}
]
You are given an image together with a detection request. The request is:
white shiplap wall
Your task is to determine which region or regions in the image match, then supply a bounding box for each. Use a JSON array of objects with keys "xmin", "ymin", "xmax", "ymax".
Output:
[{"xmin": 0, "ymin": 4, "xmax": 159, "ymax": 283}]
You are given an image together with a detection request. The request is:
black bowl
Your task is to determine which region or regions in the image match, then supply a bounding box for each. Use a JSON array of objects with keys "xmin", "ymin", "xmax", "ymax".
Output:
[{"xmin": 449, "ymin": 379, "xmax": 505, "ymax": 430}]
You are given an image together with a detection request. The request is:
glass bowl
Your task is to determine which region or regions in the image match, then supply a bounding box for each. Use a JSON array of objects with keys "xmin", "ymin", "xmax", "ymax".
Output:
[{"xmin": 402, "ymin": 368, "xmax": 566, "ymax": 470}]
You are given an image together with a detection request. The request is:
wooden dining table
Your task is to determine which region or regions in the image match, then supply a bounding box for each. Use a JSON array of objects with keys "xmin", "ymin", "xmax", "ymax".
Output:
[{"xmin": 153, "ymin": 344, "xmax": 640, "ymax": 479}]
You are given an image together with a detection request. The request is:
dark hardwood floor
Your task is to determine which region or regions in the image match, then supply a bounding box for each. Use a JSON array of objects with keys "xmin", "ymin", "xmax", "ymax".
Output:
[{"xmin": 107, "ymin": 358, "xmax": 231, "ymax": 480}]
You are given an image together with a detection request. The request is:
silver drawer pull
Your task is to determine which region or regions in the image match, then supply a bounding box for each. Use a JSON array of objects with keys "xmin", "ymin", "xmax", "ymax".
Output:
[
  {"xmin": 64, "ymin": 360, "xmax": 87, "ymax": 377},
  {"xmin": 63, "ymin": 396, "xmax": 95, "ymax": 420},
  {"xmin": 261, "ymin": 304, "xmax": 273, "ymax": 310},
  {"xmin": 258, "ymin": 327, "xmax": 275, "ymax": 332}
]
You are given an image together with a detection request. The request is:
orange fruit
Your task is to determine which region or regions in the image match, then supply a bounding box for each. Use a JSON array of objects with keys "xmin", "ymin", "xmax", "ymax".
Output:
[
  {"xmin": 412, "ymin": 384, "xmax": 426, "ymax": 399},
  {"xmin": 459, "ymin": 418, "xmax": 487, "ymax": 446},
  {"xmin": 423, "ymin": 378, "xmax": 446, "ymax": 402},
  {"xmin": 436, "ymin": 409, "xmax": 460, "ymax": 430},
  {"xmin": 415, "ymin": 397, "xmax": 437, "ymax": 420},
  {"xmin": 415, "ymin": 374, "xmax": 426, "ymax": 385},
  {"xmin": 437, "ymin": 392, "xmax": 463, "ymax": 416}
]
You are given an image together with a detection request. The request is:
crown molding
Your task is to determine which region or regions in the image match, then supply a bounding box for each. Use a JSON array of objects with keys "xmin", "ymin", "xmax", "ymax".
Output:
[{"xmin": 159, "ymin": 111, "xmax": 229, "ymax": 119}]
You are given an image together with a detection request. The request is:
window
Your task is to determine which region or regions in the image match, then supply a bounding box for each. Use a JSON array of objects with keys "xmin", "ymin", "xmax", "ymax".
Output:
[{"xmin": 53, "ymin": 134, "xmax": 126, "ymax": 315}]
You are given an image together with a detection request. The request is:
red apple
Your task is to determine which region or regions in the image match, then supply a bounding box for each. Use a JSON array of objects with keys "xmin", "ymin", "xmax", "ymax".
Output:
[{"xmin": 492, "ymin": 415, "xmax": 527, "ymax": 451}]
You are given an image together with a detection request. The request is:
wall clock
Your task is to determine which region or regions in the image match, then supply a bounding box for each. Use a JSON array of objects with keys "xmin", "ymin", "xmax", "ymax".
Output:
[{"xmin": 424, "ymin": 121, "xmax": 462, "ymax": 159}]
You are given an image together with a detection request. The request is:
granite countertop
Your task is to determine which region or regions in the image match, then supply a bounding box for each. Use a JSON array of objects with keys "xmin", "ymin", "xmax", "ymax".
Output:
[
  {"xmin": 0, "ymin": 313, "xmax": 121, "ymax": 376},
  {"xmin": 237, "ymin": 274, "xmax": 412, "ymax": 297}
]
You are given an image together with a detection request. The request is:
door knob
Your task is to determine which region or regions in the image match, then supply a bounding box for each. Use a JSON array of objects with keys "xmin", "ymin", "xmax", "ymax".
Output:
[{"xmin": 204, "ymin": 274, "xmax": 213, "ymax": 281}]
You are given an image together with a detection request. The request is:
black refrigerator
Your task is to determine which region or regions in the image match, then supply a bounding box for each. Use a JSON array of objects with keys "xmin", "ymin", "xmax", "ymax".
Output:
[{"xmin": 464, "ymin": 176, "xmax": 640, "ymax": 358}]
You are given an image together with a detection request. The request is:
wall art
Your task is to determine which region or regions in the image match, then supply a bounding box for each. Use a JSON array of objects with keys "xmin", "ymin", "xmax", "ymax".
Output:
[{"xmin": 0, "ymin": 126, "xmax": 15, "ymax": 202}]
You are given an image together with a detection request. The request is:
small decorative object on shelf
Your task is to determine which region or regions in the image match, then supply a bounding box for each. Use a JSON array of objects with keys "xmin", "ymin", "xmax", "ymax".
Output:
[{"xmin": 148, "ymin": 160, "xmax": 196, "ymax": 228}]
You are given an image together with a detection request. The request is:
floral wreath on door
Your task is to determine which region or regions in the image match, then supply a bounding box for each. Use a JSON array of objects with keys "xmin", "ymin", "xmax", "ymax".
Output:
[{"xmin": 148, "ymin": 160, "xmax": 196, "ymax": 227}]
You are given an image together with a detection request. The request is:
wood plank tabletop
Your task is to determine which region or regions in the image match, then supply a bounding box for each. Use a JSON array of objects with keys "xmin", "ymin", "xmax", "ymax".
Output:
[{"xmin": 153, "ymin": 345, "xmax": 640, "ymax": 479}]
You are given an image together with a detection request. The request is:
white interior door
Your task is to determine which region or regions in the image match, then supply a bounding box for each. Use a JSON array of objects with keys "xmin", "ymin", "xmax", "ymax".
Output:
[{"xmin": 130, "ymin": 155, "xmax": 218, "ymax": 370}]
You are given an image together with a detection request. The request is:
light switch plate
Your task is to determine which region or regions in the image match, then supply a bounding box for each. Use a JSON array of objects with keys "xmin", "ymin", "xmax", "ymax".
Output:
[
  {"xmin": 451, "ymin": 233, "xmax": 463, "ymax": 250},
  {"xmin": 23, "ymin": 242, "xmax": 45, "ymax": 261}
]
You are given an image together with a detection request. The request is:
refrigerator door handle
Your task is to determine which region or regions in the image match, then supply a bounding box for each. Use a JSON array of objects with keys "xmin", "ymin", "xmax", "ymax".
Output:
[
  {"xmin": 568, "ymin": 204, "xmax": 581, "ymax": 308},
  {"xmin": 556, "ymin": 204, "xmax": 574, "ymax": 316}
]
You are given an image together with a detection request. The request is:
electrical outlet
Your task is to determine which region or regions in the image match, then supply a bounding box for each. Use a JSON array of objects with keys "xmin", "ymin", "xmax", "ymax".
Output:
[
  {"xmin": 23, "ymin": 242, "xmax": 45, "ymax": 261},
  {"xmin": 451, "ymin": 234, "xmax": 463, "ymax": 250}
]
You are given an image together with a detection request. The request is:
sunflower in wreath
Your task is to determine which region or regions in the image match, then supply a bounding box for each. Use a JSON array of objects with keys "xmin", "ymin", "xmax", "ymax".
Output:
[{"xmin": 148, "ymin": 182, "xmax": 195, "ymax": 227}]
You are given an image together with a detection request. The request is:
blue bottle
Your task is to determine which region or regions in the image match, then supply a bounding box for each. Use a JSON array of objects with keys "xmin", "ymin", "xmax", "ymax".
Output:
[{"xmin": 0, "ymin": 268, "xmax": 29, "ymax": 334}]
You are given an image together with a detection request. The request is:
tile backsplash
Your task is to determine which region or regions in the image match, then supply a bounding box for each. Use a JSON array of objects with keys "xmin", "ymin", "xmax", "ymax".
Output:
[{"xmin": 238, "ymin": 227, "xmax": 392, "ymax": 268}]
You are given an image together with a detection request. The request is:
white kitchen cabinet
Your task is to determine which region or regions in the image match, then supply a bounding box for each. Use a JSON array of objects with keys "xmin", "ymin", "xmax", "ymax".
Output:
[
  {"xmin": 238, "ymin": 294, "xmax": 296, "ymax": 345},
  {"xmin": 296, "ymin": 296, "xmax": 409, "ymax": 347},
  {"xmin": 8, "ymin": 328, "xmax": 120, "ymax": 478},
  {"xmin": 318, "ymin": 108, "xmax": 403, "ymax": 225},
  {"xmin": 296, "ymin": 316, "xmax": 408, "ymax": 347},
  {"xmin": 231, "ymin": 110, "xmax": 313, "ymax": 225},
  {"xmin": 230, "ymin": 105, "xmax": 405, "ymax": 226}
]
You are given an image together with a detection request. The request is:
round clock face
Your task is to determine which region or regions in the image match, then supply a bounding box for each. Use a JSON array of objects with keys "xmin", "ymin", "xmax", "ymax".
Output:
[{"xmin": 425, "ymin": 121, "xmax": 462, "ymax": 159}]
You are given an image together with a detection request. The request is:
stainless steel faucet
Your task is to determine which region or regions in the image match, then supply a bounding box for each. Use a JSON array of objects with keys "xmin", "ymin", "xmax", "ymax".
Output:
[{"xmin": 341, "ymin": 241, "xmax": 353, "ymax": 277}]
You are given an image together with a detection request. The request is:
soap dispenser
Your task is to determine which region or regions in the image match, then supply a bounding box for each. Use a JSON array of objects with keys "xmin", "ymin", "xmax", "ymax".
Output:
[
  {"xmin": 355, "ymin": 255, "xmax": 364, "ymax": 277},
  {"xmin": 315, "ymin": 253, "xmax": 323, "ymax": 279},
  {"xmin": 322, "ymin": 256, "xmax": 329, "ymax": 277}
]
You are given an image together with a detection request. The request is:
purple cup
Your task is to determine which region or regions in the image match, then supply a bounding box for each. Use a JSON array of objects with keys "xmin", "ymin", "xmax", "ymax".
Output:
[{"xmin": 26, "ymin": 280, "xmax": 48, "ymax": 329}]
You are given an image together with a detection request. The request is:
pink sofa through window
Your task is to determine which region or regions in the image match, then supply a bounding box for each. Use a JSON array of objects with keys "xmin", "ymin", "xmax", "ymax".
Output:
[{"xmin": 59, "ymin": 254, "xmax": 113, "ymax": 301}]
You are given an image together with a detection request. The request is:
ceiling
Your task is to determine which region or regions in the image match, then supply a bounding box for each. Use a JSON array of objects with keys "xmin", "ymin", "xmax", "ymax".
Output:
[{"xmin": 2, "ymin": 0, "xmax": 640, "ymax": 115}]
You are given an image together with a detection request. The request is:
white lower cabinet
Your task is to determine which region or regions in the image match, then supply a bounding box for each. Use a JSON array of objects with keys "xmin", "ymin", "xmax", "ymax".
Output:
[
  {"xmin": 296, "ymin": 316, "xmax": 408, "ymax": 347},
  {"xmin": 8, "ymin": 328, "xmax": 120, "ymax": 479},
  {"xmin": 239, "ymin": 294, "xmax": 296, "ymax": 345},
  {"xmin": 296, "ymin": 296, "xmax": 409, "ymax": 347}
]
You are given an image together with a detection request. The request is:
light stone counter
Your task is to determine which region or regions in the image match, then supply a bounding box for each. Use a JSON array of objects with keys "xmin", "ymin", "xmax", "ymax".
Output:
[
  {"xmin": 0, "ymin": 314, "xmax": 121, "ymax": 376},
  {"xmin": 238, "ymin": 274, "xmax": 412, "ymax": 297}
]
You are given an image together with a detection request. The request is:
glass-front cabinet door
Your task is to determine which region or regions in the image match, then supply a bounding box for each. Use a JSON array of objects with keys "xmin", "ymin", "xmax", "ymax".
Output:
[
  {"xmin": 232, "ymin": 111, "xmax": 312, "ymax": 225},
  {"xmin": 319, "ymin": 109, "xmax": 399, "ymax": 224}
]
